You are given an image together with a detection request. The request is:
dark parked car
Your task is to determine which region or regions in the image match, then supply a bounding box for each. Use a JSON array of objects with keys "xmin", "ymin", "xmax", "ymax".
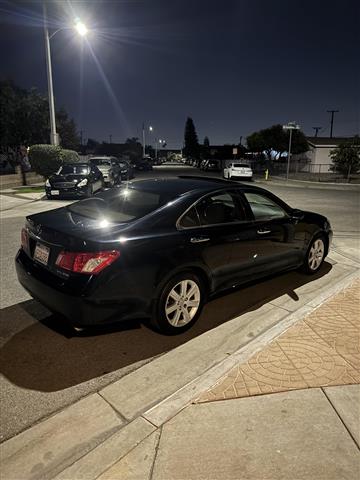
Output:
[
  {"xmin": 17, "ymin": 176, "xmax": 332, "ymax": 334},
  {"xmin": 45, "ymin": 163, "xmax": 104, "ymax": 199},
  {"xmin": 202, "ymin": 159, "xmax": 221, "ymax": 171},
  {"xmin": 114, "ymin": 159, "xmax": 135, "ymax": 180},
  {"xmin": 89, "ymin": 156, "xmax": 121, "ymax": 186},
  {"xmin": 133, "ymin": 158, "xmax": 153, "ymax": 171}
]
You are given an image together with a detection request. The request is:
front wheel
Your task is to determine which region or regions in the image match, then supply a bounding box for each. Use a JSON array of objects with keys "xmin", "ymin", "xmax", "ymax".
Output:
[
  {"xmin": 301, "ymin": 235, "xmax": 326, "ymax": 274},
  {"xmin": 151, "ymin": 273, "xmax": 205, "ymax": 334}
]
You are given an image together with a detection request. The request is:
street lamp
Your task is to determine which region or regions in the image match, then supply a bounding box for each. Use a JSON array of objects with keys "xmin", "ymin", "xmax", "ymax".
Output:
[
  {"xmin": 43, "ymin": 2, "xmax": 88, "ymax": 145},
  {"xmin": 142, "ymin": 124, "xmax": 153, "ymax": 157},
  {"xmin": 283, "ymin": 121, "xmax": 300, "ymax": 181}
]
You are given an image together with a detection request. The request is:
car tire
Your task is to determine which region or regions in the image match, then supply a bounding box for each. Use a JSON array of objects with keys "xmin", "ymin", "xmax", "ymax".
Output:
[
  {"xmin": 301, "ymin": 234, "xmax": 327, "ymax": 275},
  {"xmin": 151, "ymin": 272, "xmax": 205, "ymax": 335},
  {"xmin": 46, "ymin": 194, "xmax": 52, "ymax": 200}
]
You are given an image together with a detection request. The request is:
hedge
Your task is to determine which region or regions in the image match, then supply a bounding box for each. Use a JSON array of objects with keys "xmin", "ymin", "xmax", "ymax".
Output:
[{"xmin": 29, "ymin": 145, "xmax": 79, "ymax": 178}]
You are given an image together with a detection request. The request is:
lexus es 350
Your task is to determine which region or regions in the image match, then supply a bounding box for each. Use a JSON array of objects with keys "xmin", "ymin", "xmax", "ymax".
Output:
[{"xmin": 16, "ymin": 176, "xmax": 332, "ymax": 334}]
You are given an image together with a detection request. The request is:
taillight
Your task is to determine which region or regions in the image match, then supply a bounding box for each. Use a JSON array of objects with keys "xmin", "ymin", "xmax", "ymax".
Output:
[
  {"xmin": 55, "ymin": 250, "xmax": 120, "ymax": 275},
  {"xmin": 21, "ymin": 228, "xmax": 28, "ymax": 249}
]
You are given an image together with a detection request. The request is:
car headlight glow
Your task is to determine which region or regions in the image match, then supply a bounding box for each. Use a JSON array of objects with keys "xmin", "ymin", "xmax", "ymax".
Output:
[
  {"xmin": 45, "ymin": 179, "xmax": 51, "ymax": 187},
  {"xmin": 77, "ymin": 178, "xmax": 88, "ymax": 187}
]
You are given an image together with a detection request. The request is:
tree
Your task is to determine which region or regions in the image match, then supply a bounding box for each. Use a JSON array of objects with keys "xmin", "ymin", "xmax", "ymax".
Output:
[
  {"xmin": 183, "ymin": 117, "xmax": 200, "ymax": 158},
  {"xmin": 203, "ymin": 136, "xmax": 210, "ymax": 147},
  {"xmin": 125, "ymin": 137, "xmax": 140, "ymax": 144},
  {"xmin": 330, "ymin": 137, "xmax": 360, "ymax": 177},
  {"xmin": 56, "ymin": 108, "xmax": 80, "ymax": 149},
  {"xmin": 0, "ymin": 80, "xmax": 79, "ymax": 149},
  {"xmin": 247, "ymin": 124, "xmax": 308, "ymax": 162}
]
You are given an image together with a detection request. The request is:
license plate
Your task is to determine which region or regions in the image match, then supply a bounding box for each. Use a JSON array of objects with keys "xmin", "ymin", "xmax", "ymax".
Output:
[
  {"xmin": 51, "ymin": 190, "xmax": 60, "ymax": 195},
  {"xmin": 33, "ymin": 243, "xmax": 50, "ymax": 266}
]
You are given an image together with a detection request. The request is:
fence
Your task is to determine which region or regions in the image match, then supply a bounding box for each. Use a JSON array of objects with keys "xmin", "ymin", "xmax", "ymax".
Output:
[{"xmin": 251, "ymin": 161, "xmax": 360, "ymax": 183}]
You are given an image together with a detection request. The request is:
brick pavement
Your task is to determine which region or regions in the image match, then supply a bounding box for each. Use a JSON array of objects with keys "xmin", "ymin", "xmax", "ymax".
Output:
[{"xmin": 197, "ymin": 279, "xmax": 360, "ymax": 402}]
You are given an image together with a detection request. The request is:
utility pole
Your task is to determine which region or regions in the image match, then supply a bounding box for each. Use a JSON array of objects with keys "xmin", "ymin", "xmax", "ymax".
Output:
[
  {"xmin": 109, "ymin": 134, "xmax": 112, "ymax": 144},
  {"xmin": 80, "ymin": 130, "xmax": 83, "ymax": 145},
  {"xmin": 327, "ymin": 110, "xmax": 339, "ymax": 138},
  {"xmin": 312, "ymin": 127, "xmax": 321, "ymax": 137},
  {"xmin": 142, "ymin": 123, "xmax": 146, "ymax": 157},
  {"xmin": 43, "ymin": 2, "xmax": 59, "ymax": 146}
]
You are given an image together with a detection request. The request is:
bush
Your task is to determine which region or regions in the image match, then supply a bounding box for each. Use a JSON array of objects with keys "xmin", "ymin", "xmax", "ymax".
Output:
[
  {"xmin": 29, "ymin": 144, "xmax": 62, "ymax": 178},
  {"xmin": 60, "ymin": 149, "xmax": 80, "ymax": 164},
  {"xmin": 29, "ymin": 145, "xmax": 80, "ymax": 178}
]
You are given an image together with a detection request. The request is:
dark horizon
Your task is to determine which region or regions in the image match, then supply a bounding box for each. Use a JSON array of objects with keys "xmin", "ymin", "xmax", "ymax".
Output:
[{"xmin": 1, "ymin": 0, "xmax": 359, "ymax": 147}]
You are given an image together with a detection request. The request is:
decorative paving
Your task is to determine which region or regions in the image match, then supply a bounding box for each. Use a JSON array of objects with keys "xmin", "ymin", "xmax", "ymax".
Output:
[{"xmin": 197, "ymin": 279, "xmax": 360, "ymax": 403}]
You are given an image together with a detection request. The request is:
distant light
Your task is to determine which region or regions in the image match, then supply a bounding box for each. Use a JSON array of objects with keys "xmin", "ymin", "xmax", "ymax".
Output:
[
  {"xmin": 149, "ymin": 126, "xmax": 153, "ymax": 132},
  {"xmin": 75, "ymin": 21, "xmax": 88, "ymax": 36}
]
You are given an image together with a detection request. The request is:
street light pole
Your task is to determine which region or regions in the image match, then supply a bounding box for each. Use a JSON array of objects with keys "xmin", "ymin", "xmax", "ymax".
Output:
[
  {"xmin": 43, "ymin": 1, "xmax": 58, "ymax": 146},
  {"xmin": 283, "ymin": 121, "xmax": 300, "ymax": 181}
]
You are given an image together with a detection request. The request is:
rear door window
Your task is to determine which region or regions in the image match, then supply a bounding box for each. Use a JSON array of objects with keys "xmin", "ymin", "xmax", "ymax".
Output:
[
  {"xmin": 197, "ymin": 191, "xmax": 247, "ymax": 226},
  {"xmin": 244, "ymin": 192, "xmax": 287, "ymax": 220}
]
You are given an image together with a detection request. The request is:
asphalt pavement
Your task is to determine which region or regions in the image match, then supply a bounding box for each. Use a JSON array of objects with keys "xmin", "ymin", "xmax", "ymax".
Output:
[{"xmin": 0, "ymin": 164, "xmax": 359, "ymax": 443}]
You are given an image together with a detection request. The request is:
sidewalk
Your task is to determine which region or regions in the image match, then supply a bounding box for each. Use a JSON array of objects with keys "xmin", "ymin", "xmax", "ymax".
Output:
[
  {"xmin": 1, "ymin": 276, "xmax": 359, "ymax": 479},
  {"xmin": 254, "ymin": 176, "xmax": 360, "ymax": 191}
]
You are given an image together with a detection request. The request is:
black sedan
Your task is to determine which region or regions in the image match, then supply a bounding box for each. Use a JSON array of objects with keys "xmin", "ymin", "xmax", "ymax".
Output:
[
  {"xmin": 116, "ymin": 159, "xmax": 135, "ymax": 180},
  {"xmin": 45, "ymin": 163, "xmax": 104, "ymax": 199},
  {"xmin": 16, "ymin": 176, "xmax": 332, "ymax": 334}
]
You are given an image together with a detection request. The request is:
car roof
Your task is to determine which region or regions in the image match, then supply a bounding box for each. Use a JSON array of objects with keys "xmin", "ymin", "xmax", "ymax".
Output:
[{"xmin": 126, "ymin": 176, "xmax": 266, "ymax": 196}]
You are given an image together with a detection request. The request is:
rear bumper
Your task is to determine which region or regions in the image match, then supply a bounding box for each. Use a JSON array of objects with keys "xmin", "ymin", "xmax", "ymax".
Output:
[{"xmin": 15, "ymin": 249, "xmax": 148, "ymax": 326}]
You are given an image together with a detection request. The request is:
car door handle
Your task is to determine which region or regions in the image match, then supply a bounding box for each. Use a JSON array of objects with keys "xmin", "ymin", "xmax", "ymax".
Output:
[
  {"xmin": 257, "ymin": 229, "xmax": 271, "ymax": 235},
  {"xmin": 190, "ymin": 237, "xmax": 210, "ymax": 243}
]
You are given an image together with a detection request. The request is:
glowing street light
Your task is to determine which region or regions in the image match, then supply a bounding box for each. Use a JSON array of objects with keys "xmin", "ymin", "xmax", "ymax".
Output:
[
  {"xmin": 43, "ymin": 3, "xmax": 88, "ymax": 145},
  {"xmin": 75, "ymin": 21, "xmax": 88, "ymax": 37}
]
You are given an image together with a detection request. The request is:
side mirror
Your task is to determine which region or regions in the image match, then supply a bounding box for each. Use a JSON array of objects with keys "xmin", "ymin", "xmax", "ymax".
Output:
[{"xmin": 291, "ymin": 209, "xmax": 304, "ymax": 220}]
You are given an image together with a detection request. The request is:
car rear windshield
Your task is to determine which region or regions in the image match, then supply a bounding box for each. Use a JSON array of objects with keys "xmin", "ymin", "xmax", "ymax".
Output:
[
  {"xmin": 58, "ymin": 165, "xmax": 89, "ymax": 175},
  {"xmin": 90, "ymin": 159, "xmax": 111, "ymax": 166},
  {"xmin": 67, "ymin": 187, "xmax": 173, "ymax": 223},
  {"xmin": 233, "ymin": 163, "xmax": 250, "ymax": 168}
]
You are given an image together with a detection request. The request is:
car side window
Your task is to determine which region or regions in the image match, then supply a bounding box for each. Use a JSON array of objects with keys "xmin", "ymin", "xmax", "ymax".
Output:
[
  {"xmin": 244, "ymin": 192, "xmax": 287, "ymax": 220},
  {"xmin": 197, "ymin": 191, "xmax": 246, "ymax": 226},
  {"xmin": 179, "ymin": 206, "xmax": 200, "ymax": 228}
]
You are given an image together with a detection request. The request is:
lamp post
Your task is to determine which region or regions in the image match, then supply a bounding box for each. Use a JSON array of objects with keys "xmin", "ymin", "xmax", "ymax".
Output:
[
  {"xmin": 283, "ymin": 121, "xmax": 300, "ymax": 181},
  {"xmin": 43, "ymin": 2, "xmax": 88, "ymax": 145},
  {"xmin": 142, "ymin": 124, "xmax": 153, "ymax": 157}
]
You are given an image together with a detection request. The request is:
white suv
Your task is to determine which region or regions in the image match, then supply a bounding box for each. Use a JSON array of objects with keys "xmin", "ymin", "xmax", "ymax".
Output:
[{"xmin": 223, "ymin": 162, "xmax": 253, "ymax": 180}]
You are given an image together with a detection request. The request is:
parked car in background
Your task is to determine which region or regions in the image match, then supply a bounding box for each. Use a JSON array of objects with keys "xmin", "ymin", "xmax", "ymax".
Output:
[
  {"xmin": 133, "ymin": 158, "xmax": 153, "ymax": 171},
  {"xmin": 45, "ymin": 163, "xmax": 104, "ymax": 199},
  {"xmin": 17, "ymin": 176, "xmax": 332, "ymax": 334},
  {"xmin": 89, "ymin": 156, "xmax": 121, "ymax": 186},
  {"xmin": 223, "ymin": 162, "xmax": 253, "ymax": 180},
  {"xmin": 202, "ymin": 159, "xmax": 221, "ymax": 172},
  {"xmin": 114, "ymin": 159, "xmax": 135, "ymax": 180}
]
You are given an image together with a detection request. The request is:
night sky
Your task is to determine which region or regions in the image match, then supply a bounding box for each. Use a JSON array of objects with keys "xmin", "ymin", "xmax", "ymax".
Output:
[{"xmin": 1, "ymin": 0, "xmax": 359, "ymax": 147}]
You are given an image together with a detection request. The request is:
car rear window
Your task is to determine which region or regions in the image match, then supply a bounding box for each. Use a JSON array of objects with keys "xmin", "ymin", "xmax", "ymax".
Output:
[
  {"xmin": 233, "ymin": 163, "xmax": 250, "ymax": 168},
  {"xmin": 90, "ymin": 159, "xmax": 111, "ymax": 166},
  {"xmin": 67, "ymin": 187, "xmax": 172, "ymax": 223}
]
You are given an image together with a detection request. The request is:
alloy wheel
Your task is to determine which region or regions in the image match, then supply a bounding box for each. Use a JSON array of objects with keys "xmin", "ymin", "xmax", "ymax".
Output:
[
  {"xmin": 165, "ymin": 279, "xmax": 201, "ymax": 327},
  {"xmin": 308, "ymin": 238, "xmax": 325, "ymax": 271}
]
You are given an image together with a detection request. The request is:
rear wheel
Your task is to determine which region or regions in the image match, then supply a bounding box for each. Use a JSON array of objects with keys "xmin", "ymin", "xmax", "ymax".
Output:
[
  {"xmin": 151, "ymin": 272, "xmax": 205, "ymax": 334},
  {"xmin": 301, "ymin": 235, "xmax": 326, "ymax": 274}
]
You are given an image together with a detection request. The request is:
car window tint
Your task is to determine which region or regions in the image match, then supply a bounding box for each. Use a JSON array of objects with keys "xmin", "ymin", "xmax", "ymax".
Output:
[
  {"xmin": 197, "ymin": 192, "xmax": 246, "ymax": 226},
  {"xmin": 244, "ymin": 192, "xmax": 286, "ymax": 220},
  {"xmin": 179, "ymin": 207, "xmax": 200, "ymax": 228}
]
